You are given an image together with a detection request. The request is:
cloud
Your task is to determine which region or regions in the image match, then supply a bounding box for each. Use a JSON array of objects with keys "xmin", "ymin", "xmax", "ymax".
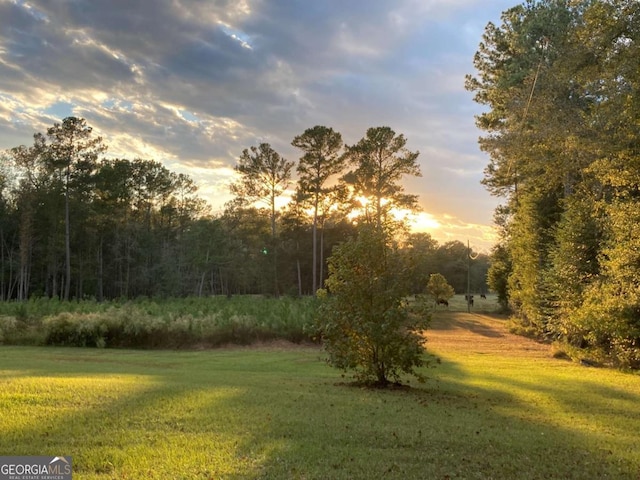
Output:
[{"xmin": 0, "ymin": 0, "xmax": 517, "ymax": 246}]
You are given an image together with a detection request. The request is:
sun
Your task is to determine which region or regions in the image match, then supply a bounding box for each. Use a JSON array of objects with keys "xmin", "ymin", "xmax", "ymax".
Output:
[{"xmin": 391, "ymin": 209, "xmax": 441, "ymax": 232}]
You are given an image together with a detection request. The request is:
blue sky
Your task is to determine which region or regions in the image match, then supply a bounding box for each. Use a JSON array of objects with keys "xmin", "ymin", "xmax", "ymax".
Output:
[{"xmin": 0, "ymin": 0, "xmax": 518, "ymax": 252}]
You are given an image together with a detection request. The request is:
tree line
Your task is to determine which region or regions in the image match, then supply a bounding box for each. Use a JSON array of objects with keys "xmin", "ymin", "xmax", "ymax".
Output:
[
  {"xmin": 0, "ymin": 119, "xmax": 488, "ymax": 302},
  {"xmin": 467, "ymin": 0, "xmax": 640, "ymax": 366}
]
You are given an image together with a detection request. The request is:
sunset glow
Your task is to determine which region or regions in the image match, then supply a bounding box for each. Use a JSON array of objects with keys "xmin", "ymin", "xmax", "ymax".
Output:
[
  {"xmin": 403, "ymin": 211, "xmax": 442, "ymax": 231},
  {"xmin": 0, "ymin": 0, "xmax": 514, "ymax": 254}
]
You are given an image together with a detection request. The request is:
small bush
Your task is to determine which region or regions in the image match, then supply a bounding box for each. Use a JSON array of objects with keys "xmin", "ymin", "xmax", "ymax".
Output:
[
  {"xmin": 44, "ymin": 312, "xmax": 111, "ymax": 347},
  {"xmin": 0, "ymin": 316, "xmax": 18, "ymax": 344},
  {"xmin": 316, "ymin": 226, "xmax": 431, "ymax": 386}
]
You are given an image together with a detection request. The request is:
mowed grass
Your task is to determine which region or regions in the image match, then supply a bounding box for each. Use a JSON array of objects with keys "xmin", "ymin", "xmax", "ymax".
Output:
[{"xmin": 1, "ymin": 309, "xmax": 640, "ymax": 479}]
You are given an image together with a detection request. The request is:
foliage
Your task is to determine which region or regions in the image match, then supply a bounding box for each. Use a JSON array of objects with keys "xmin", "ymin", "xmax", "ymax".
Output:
[
  {"xmin": 0, "ymin": 297, "xmax": 318, "ymax": 348},
  {"xmin": 467, "ymin": 0, "xmax": 640, "ymax": 366},
  {"xmin": 564, "ymin": 200, "xmax": 640, "ymax": 368},
  {"xmin": 46, "ymin": 117, "xmax": 107, "ymax": 300},
  {"xmin": 426, "ymin": 273, "xmax": 454, "ymax": 305},
  {"xmin": 343, "ymin": 126, "xmax": 421, "ymax": 228},
  {"xmin": 292, "ymin": 125, "xmax": 345, "ymax": 294},
  {"xmin": 316, "ymin": 225, "xmax": 430, "ymax": 386},
  {"xmin": 230, "ymin": 143, "xmax": 293, "ymax": 236},
  {"xmin": 229, "ymin": 143, "xmax": 294, "ymax": 296},
  {"xmin": 0, "ymin": 118, "xmax": 489, "ymax": 304}
]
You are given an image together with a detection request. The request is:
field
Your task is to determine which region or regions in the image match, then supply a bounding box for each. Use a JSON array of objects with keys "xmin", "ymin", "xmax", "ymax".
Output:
[{"xmin": 1, "ymin": 300, "xmax": 640, "ymax": 479}]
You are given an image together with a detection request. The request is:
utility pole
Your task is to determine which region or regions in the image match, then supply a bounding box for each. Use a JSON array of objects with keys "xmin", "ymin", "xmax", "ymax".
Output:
[
  {"xmin": 466, "ymin": 240, "xmax": 479, "ymax": 313},
  {"xmin": 467, "ymin": 240, "xmax": 471, "ymax": 313}
]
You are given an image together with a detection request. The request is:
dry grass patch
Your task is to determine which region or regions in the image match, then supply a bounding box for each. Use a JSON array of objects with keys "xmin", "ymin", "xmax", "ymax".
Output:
[{"xmin": 427, "ymin": 311, "xmax": 551, "ymax": 359}]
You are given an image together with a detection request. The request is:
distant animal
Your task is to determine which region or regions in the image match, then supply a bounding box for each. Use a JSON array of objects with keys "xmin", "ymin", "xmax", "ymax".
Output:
[
  {"xmin": 465, "ymin": 294, "xmax": 474, "ymax": 307},
  {"xmin": 480, "ymin": 294, "xmax": 487, "ymax": 300},
  {"xmin": 437, "ymin": 298, "xmax": 449, "ymax": 307}
]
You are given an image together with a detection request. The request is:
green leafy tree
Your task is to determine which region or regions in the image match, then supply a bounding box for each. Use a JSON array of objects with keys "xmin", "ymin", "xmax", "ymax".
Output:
[
  {"xmin": 316, "ymin": 225, "xmax": 430, "ymax": 386},
  {"xmin": 426, "ymin": 273, "xmax": 454, "ymax": 306},
  {"xmin": 45, "ymin": 117, "xmax": 106, "ymax": 300},
  {"xmin": 221, "ymin": 202, "xmax": 272, "ymax": 295},
  {"xmin": 403, "ymin": 232, "xmax": 438, "ymax": 294},
  {"xmin": 231, "ymin": 143, "xmax": 293, "ymax": 239},
  {"xmin": 230, "ymin": 143, "xmax": 294, "ymax": 296},
  {"xmin": 315, "ymin": 127, "xmax": 430, "ymax": 385},
  {"xmin": 435, "ymin": 241, "xmax": 470, "ymax": 294},
  {"xmin": 0, "ymin": 157, "xmax": 19, "ymax": 300},
  {"xmin": 7, "ymin": 140, "xmax": 43, "ymax": 300},
  {"xmin": 292, "ymin": 126, "xmax": 345, "ymax": 294},
  {"xmin": 467, "ymin": 0, "xmax": 597, "ymax": 333},
  {"xmin": 487, "ymin": 242, "xmax": 511, "ymax": 312},
  {"xmin": 545, "ymin": 193, "xmax": 602, "ymax": 344},
  {"xmin": 468, "ymin": 0, "xmax": 640, "ymax": 366},
  {"xmin": 507, "ymin": 189, "xmax": 561, "ymax": 333},
  {"xmin": 486, "ymin": 206, "xmax": 511, "ymax": 312},
  {"xmin": 343, "ymin": 126, "xmax": 421, "ymax": 230},
  {"xmin": 564, "ymin": 198, "xmax": 640, "ymax": 368}
]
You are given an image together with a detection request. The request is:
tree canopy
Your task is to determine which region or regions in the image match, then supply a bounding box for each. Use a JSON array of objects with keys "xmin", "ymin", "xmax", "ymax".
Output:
[
  {"xmin": 343, "ymin": 126, "xmax": 421, "ymax": 230},
  {"xmin": 0, "ymin": 118, "xmax": 487, "ymax": 302},
  {"xmin": 316, "ymin": 222, "xmax": 431, "ymax": 386},
  {"xmin": 292, "ymin": 126, "xmax": 345, "ymax": 294},
  {"xmin": 468, "ymin": 0, "xmax": 640, "ymax": 367}
]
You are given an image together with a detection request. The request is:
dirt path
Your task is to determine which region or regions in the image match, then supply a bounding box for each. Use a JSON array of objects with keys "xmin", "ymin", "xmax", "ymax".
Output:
[{"xmin": 425, "ymin": 312, "xmax": 551, "ymax": 359}]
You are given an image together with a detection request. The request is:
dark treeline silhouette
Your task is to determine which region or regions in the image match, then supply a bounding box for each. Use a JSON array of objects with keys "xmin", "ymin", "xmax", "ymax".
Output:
[{"xmin": 0, "ymin": 118, "xmax": 488, "ymax": 300}]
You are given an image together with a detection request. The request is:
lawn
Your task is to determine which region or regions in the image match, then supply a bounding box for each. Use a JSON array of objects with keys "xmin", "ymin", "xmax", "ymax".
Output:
[{"xmin": 1, "ymin": 310, "xmax": 639, "ymax": 479}]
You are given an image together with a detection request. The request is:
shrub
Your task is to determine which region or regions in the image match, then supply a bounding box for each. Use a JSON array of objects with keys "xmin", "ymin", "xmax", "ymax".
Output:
[
  {"xmin": 0, "ymin": 316, "xmax": 18, "ymax": 344},
  {"xmin": 426, "ymin": 273, "xmax": 454, "ymax": 306},
  {"xmin": 316, "ymin": 226, "xmax": 431, "ymax": 386}
]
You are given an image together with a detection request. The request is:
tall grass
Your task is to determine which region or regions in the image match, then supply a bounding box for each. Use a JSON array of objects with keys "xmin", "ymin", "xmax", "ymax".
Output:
[{"xmin": 0, "ymin": 296, "xmax": 318, "ymax": 348}]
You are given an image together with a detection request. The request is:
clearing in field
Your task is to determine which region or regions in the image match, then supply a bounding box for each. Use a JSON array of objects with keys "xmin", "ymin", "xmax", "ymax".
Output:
[{"xmin": 1, "ymin": 311, "xmax": 639, "ymax": 479}]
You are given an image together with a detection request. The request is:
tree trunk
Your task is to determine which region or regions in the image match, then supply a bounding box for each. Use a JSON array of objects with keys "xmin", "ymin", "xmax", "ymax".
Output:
[
  {"xmin": 77, "ymin": 253, "xmax": 83, "ymax": 300},
  {"xmin": 0, "ymin": 227, "xmax": 5, "ymax": 300},
  {"xmin": 64, "ymin": 166, "xmax": 71, "ymax": 300},
  {"xmin": 96, "ymin": 238, "xmax": 104, "ymax": 302},
  {"xmin": 198, "ymin": 271, "xmax": 206, "ymax": 297},
  {"xmin": 18, "ymin": 204, "xmax": 33, "ymax": 301},
  {"xmin": 312, "ymin": 196, "xmax": 318, "ymax": 294},
  {"xmin": 6, "ymin": 249, "xmax": 16, "ymax": 300},
  {"xmin": 270, "ymin": 191, "xmax": 279, "ymax": 297},
  {"xmin": 319, "ymin": 225, "xmax": 325, "ymax": 289}
]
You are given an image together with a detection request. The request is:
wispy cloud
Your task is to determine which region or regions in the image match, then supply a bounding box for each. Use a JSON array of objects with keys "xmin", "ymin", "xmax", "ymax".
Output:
[{"xmin": 0, "ymin": 0, "xmax": 516, "ymax": 246}]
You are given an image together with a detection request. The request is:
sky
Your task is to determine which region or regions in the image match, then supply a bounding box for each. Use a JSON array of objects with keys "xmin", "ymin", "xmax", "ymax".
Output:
[{"xmin": 0, "ymin": 0, "xmax": 518, "ymax": 253}]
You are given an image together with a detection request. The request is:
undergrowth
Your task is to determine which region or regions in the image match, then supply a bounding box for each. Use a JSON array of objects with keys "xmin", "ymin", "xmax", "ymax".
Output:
[{"xmin": 0, "ymin": 296, "xmax": 318, "ymax": 348}]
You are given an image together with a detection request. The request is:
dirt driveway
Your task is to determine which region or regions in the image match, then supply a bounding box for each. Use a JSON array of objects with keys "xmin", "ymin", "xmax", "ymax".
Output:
[{"xmin": 425, "ymin": 311, "xmax": 551, "ymax": 359}]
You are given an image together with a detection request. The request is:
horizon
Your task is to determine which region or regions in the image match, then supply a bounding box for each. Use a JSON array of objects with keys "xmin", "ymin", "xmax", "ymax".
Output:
[{"xmin": 0, "ymin": 0, "xmax": 520, "ymax": 252}]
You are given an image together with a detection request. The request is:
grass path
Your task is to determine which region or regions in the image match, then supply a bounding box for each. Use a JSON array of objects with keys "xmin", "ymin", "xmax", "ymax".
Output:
[
  {"xmin": 425, "ymin": 312, "xmax": 640, "ymax": 479},
  {"xmin": 0, "ymin": 312, "xmax": 639, "ymax": 479},
  {"xmin": 427, "ymin": 311, "xmax": 551, "ymax": 358}
]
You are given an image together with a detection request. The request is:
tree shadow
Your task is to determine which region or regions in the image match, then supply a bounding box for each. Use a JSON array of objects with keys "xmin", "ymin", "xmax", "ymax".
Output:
[
  {"xmin": 0, "ymin": 347, "xmax": 281, "ymax": 478},
  {"xmin": 430, "ymin": 311, "xmax": 506, "ymax": 338},
  {"xmin": 245, "ymin": 357, "xmax": 640, "ymax": 479},
  {"xmin": 1, "ymin": 346, "xmax": 640, "ymax": 479}
]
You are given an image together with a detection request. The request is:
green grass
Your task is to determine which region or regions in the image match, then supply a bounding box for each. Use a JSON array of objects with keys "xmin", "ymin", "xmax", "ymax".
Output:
[{"xmin": 1, "ymin": 312, "xmax": 640, "ymax": 479}]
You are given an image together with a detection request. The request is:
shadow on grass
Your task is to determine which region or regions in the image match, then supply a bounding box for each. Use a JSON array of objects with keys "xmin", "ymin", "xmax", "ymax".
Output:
[
  {"xmin": 0, "ymin": 347, "xmax": 297, "ymax": 478},
  {"xmin": 429, "ymin": 311, "xmax": 506, "ymax": 338},
  {"xmin": 1, "ymin": 346, "xmax": 639, "ymax": 479},
  {"xmin": 245, "ymin": 357, "xmax": 640, "ymax": 480}
]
